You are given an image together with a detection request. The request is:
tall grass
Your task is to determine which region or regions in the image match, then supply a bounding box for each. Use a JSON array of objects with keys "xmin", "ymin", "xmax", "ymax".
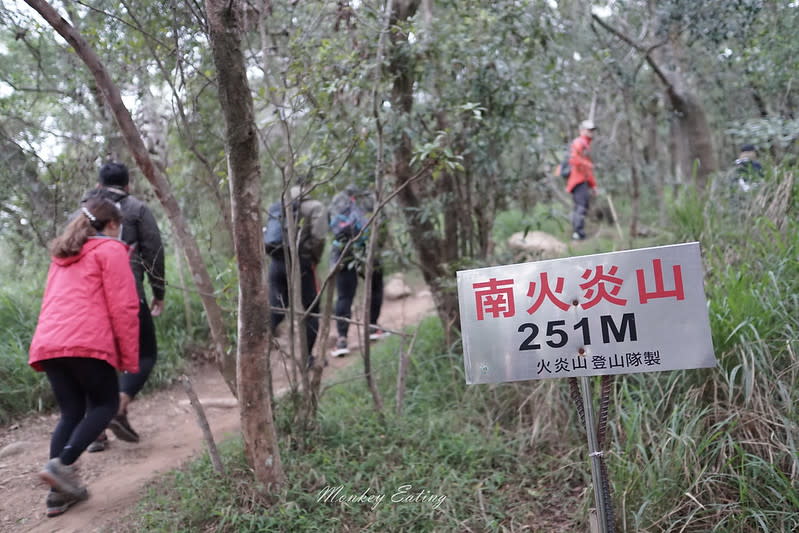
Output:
[
  {"xmin": 607, "ymin": 170, "xmax": 799, "ymax": 531},
  {"xmin": 128, "ymin": 318, "xmax": 588, "ymax": 532},
  {"xmin": 0, "ymin": 286, "xmax": 51, "ymax": 422},
  {"xmin": 105, "ymin": 170, "xmax": 799, "ymax": 532}
]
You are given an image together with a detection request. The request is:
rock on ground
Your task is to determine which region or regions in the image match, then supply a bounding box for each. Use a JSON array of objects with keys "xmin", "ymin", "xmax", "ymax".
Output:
[
  {"xmin": 384, "ymin": 273, "xmax": 412, "ymax": 300},
  {"xmin": 508, "ymin": 231, "xmax": 567, "ymax": 259}
]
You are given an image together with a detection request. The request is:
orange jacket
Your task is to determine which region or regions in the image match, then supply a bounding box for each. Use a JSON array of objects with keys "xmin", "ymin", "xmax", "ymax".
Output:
[
  {"xmin": 29, "ymin": 237, "xmax": 140, "ymax": 373},
  {"xmin": 565, "ymin": 134, "xmax": 597, "ymax": 193}
]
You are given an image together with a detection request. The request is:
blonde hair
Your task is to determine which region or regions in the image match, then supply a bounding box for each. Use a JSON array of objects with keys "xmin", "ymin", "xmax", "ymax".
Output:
[{"xmin": 49, "ymin": 197, "xmax": 122, "ymax": 258}]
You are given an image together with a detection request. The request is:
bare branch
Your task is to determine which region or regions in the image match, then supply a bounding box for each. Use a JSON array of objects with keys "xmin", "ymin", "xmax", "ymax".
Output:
[{"xmin": 591, "ymin": 13, "xmax": 674, "ymax": 91}]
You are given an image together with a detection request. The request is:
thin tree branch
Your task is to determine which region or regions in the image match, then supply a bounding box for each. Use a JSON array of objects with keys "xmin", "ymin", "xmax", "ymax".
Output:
[{"xmin": 591, "ymin": 13, "xmax": 674, "ymax": 91}]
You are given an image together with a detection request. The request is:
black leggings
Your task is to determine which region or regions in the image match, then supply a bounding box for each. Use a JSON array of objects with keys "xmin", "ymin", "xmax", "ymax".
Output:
[
  {"xmin": 334, "ymin": 263, "xmax": 384, "ymax": 339},
  {"xmin": 41, "ymin": 357, "xmax": 119, "ymax": 465},
  {"xmin": 269, "ymin": 256, "xmax": 320, "ymax": 352},
  {"xmin": 571, "ymin": 181, "xmax": 592, "ymax": 238},
  {"xmin": 119, "ymin": 300, "xmax": 157, "ymax": 399}
]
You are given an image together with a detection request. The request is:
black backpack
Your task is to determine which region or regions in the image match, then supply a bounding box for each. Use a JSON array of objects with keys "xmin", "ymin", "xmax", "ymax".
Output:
[
  {"xmin": 263, "ymin": 200, "xmax": 300, "ymax": 258},
  {"xmin": 558, "ymin": 148, "xmax": 571, "ymax": 180}
]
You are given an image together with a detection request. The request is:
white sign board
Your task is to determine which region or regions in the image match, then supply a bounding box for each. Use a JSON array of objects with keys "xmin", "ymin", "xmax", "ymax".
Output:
[{"xmin": 457, "ymin": 242, "xmax": 716, "ymax": 384}]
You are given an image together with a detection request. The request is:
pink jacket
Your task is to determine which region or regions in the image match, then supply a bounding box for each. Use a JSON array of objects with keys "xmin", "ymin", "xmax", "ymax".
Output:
[
  {"xmin": 565, "ymin": 134, "xmax": 597, "ymax": 193},
  {"xmin": 29, "ymin": 237, "xmax": 140, "ymax": 373}
]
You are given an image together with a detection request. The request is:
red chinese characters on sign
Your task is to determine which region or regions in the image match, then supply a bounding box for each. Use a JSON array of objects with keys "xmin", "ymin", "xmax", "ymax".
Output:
[
  {"xmin": 473, "ymin": 278, "xmax": 516, "ymax": 320},
  {"xmin": 636, "ymin": 259, "xmax": 684, "ymax": 304},
  {"xmin": 472, "ymin": 258, "xmax": 686, "ymax": 320},
  {"xmin": 526, "ymin": 272, "xmax": 570, "ymax": 314},
  {"xmin": 579, "ymin": 265, "xmax": 627, "ymax": 310}
]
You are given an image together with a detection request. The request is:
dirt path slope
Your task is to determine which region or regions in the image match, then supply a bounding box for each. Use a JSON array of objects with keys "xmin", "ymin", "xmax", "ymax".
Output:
[{"xmin": 0, "ymin": 286, "xmax": 435, "ymax": 533}]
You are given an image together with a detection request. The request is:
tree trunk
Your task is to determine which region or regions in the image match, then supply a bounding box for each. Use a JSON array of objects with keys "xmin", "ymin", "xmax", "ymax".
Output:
[
  {"xmin": 205, "ymin": 0, "xmax": 285, "ymax": 491},
  {"xmin": 622, "ymin": 87, "xmax": 640, "ymax": 242},
  {"xmin": 665, "ymin": 83, "xmax": 718, "ymax": 191},
  {"xmin": 650, "ymin": 39, "xmax": 718, "ymax": 191},
  {"xmin": 387, "ymin": 0, "xmax": 460, "ymax": 331},
  {"xmin": 23, "ymin": 0, "xmax": 236, "ymax": 394},
  {"xmin": 592, "ymin": 14, "xmax": 719, "ymax": 192}
]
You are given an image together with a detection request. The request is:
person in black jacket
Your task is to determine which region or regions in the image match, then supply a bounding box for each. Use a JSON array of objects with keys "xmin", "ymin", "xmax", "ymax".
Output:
[{"xmin": 82, "ymin": 161, "xmax": 165, "ymax": 448}]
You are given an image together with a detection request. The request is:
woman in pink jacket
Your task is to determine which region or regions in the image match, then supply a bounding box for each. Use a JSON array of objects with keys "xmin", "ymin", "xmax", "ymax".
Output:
[{"xmin": 29, "ymin": 196, "xmax": 139, "ymax": 517}]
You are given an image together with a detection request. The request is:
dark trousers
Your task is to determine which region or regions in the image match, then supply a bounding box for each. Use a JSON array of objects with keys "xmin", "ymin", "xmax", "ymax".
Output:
[
  {"xmin": 119, "ymin": 300, "xmax": 157, "ymax": 399},
  {"xmin": 269, "ymin": 256, "xmax": 320, "ymax": 352},
  {"xmin": 334, "ymin": 262, "xmax": 384, "ymax": 339},
  {"xmin": 40, "ymin": 357, "xmax": 119, "ymax": 465},
  {"xmin": 571, "ymin": 182, "xmax": 592, "ymax": 238}
]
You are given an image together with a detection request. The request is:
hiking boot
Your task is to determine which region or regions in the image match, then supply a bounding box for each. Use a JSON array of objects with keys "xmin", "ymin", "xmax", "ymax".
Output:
[
  {"xmin": 46, "ymin": 487, "xmax": 89, "ymax": 517},
  {"xmin": 109, "ymin": 413, "xmax": 140, "ymax": 443},
  {"xmin": 369, "ymin": 328, "xmax": 390, "ymax": 341},
  {"xmin": 87, "ymin": 431, "xmax": 109, "ymax": 453},
  {"xmin": 39, "ymin": 458, "xmax": 85, "ymax": 499},
  {"xmin": 330, "ymin": 337, "xmax": 350, "ymax": 357}
]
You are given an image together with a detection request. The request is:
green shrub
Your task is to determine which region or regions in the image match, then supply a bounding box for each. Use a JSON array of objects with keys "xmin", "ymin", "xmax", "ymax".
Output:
[
  {"xmin": 128, "ymin": 317, "xmax": 586, "ymax": 532},
  {"xmin": 0, "ymin": 286, "xmax": 51, "ymax": 423},
  {"xmin": 122, "ymin": 170, "xmax": 799, "ymax": 532}
]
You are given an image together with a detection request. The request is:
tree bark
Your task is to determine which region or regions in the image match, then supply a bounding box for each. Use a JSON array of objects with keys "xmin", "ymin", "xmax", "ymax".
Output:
[
  {"xmin": 357, "ymin": 0, "xmax": 397, "ymax": 416},
  {"xmin": 23, "ymin": 0, "xmax": 235, "ymax": 394},
  {"xmin": 592, "ymin": 14, "xmax": 718, "ymax": 191},
  {"xmin": 119, "ymin": 0, "xmax": 235, "ymax": 243},
  {"xmin": 622, "ymin": 87, "xmax": 640, "ymax": 242},
  {"xmin": 387, "ymin": 0, "xmax": 460, "ymax": 331},
  {"xmin": 205, "ymin": 0, "xmax": 285, "ymax": 491},
  {"xmin": 181, "ymin": 375, "xmax": 224, "ymax": 475}
]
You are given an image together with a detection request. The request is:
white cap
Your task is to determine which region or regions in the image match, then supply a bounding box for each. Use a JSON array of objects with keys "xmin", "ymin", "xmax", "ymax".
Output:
[{"xmin": 580, "ymin": 119, "xmax": 597, "ymax": 131}]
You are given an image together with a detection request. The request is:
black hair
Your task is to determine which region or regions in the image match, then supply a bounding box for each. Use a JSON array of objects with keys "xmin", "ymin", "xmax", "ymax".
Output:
[
  {"xmin": 99, "ymin": 161, "xmax": 130, "ymax": 187},
  {"xmin": 49, "ymin": 197, "xmax": 122, "ymax": 257}
]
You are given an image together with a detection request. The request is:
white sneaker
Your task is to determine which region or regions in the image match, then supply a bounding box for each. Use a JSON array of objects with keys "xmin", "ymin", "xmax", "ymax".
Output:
[
  {"xmin": 369, "ymin": 329, "xmax": 391, "ymax": 341},
  {"xmin": 330, "ymin": 338, "xmax": 350, "ymax": 357}
]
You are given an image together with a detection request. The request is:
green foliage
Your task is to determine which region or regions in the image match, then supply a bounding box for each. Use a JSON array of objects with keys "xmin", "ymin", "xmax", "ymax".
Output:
[
  {"xmin": 668, "ymin": 185, "xmax": 707, "ymax": 242},
  {"xmin": 492, "ymin": 206, "xmax": 568, "ymax": 246},
  {"xmin": 0, "ymin": 284, "xmax": 51, "ymax": 423},
  {"xmin": 130, "ymin": 168, "xmax": 799, "ymax": 532},
  {"xmin": 606, "ymin": 170, "xmax": 799, "ymax": 531},
  {"xmin": 127, "ymin": 317, "xmax": 585, "ymax": 532},
  {"xmin": 2, "ymin": 1, "xmax": 799, "ymax": 529}
]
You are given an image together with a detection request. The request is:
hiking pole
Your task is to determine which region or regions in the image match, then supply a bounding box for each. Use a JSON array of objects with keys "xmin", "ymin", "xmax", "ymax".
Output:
[{"xmin": 605, "ymin": 193, "xmax": 624, "ymax": 241}]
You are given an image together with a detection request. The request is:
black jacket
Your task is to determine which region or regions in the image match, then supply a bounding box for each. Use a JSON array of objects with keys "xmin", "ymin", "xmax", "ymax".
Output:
[{"xmin": 83, "ymin": 187, "xmax": 165, "ymax": 301}]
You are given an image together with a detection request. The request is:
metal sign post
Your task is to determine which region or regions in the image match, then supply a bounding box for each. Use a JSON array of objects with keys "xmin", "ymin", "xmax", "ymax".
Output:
[
  {"xmin": 455, "ymin": 242, "xmax": 717, "ymax": 531},
  {"xmin": 581, "ymin": 376, "xmax": 608, "ymax": 533}
]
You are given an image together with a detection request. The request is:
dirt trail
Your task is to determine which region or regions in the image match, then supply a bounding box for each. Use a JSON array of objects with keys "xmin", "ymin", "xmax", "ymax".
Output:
[{"xmin": 0, "ymin": 286, "xmax": 435, "ymax": 533}]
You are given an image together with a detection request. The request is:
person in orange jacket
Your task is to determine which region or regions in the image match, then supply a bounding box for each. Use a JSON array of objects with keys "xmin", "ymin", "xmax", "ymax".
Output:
[
  {"xmin": 29, "ymin": 196, "xmax": 140, "ymax": 517},
  {"xmin": 565, "ymin": 120, "xmax": 598, "ymax": 240}
]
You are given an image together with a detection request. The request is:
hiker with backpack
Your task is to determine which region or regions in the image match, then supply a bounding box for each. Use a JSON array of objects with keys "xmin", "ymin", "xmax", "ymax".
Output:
[
  {"xmin": 714, "ymin": 143, "xmax": 765, "ymax": 212},
  {"xmin": 565, "ymin": 120, "xmax": 598, "ymax": 241},
  {"xmin": 81, "ymin": 162, "xmax": 166, "ymax": 450},
  {"xmin": 733, "ymin": 143, "xmax": 764, "ymax": 192},
  {"xmin": 328, "ymin": 184, "xmax": 388, "ymax": 357},
  {"xmin": 264, "ymin": 184, "xmax": 328, "ymax": 364},
  {"xmin": 29, "ymin": 197, "xmax": 139, "ymax": 516}
]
